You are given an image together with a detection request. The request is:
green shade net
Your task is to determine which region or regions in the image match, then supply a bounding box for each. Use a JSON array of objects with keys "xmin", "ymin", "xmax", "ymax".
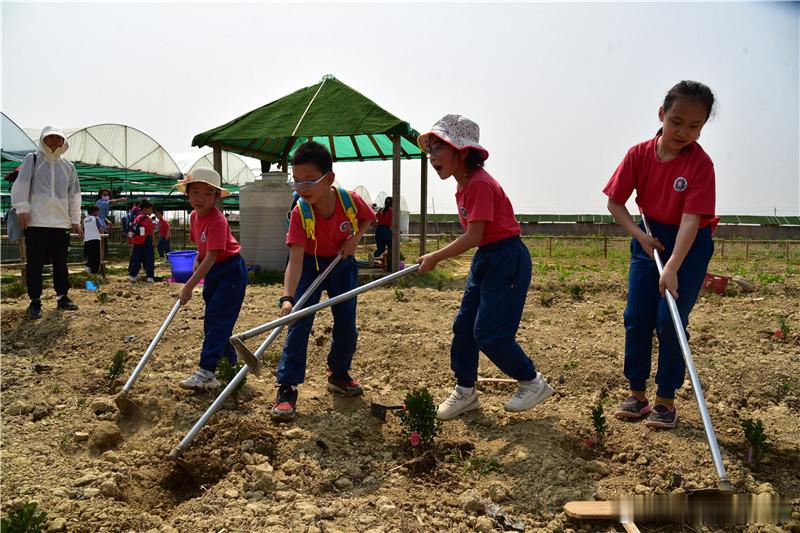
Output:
[
  {"xmin": 1, "ymin": 159, "xmax": 239, "ymax": 211},
  {"xmin": 193, "ymin": 75, "xmax": 424, "ymax": 164}
]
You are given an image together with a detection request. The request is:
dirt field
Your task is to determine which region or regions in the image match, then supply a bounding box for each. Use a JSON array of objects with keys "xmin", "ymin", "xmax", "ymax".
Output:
[{"xmin": 1, "ymin": 246, "xmax": 799, "ymax": 532}]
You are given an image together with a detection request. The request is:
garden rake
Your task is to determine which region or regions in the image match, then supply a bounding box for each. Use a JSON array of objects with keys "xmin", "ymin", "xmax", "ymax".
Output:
[{"xmin": 169, "ymin": 262, "xmax": 421, "ymax": 460}]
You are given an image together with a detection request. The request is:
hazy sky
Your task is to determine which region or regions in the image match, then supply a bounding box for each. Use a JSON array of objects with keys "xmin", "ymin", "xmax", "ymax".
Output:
[{"xmin": 2, "ymin": 2, "xmax": 798, "ymax": 215}]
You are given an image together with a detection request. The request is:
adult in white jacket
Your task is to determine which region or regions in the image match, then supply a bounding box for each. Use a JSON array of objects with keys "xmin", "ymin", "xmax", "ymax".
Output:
[{"xmin": 11, "ymin": 126, "xmax": 83, "ymax": 319}]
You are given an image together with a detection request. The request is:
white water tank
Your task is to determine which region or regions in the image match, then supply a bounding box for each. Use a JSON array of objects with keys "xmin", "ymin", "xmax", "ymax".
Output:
[{"xmin": 239, "ymin": 172, "xmax": 291, "ymax": 270}]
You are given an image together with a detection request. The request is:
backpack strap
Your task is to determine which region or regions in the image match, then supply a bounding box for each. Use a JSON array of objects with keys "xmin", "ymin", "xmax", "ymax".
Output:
[
  {"xmin": 335, "ymin": 187, "xmax": 359, "ymax": 234},
  {"xmin": 295, "ymin": 197, "xmax": 316, "ymax": 241}
]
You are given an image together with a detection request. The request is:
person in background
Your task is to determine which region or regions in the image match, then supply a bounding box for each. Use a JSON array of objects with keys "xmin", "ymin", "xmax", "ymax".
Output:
[
  {"xmin": 155, "ymin": 207, "xmax": 172, "ymax": 258},
  {"xmin": 373, "ymin": 196, "xmax": 393, "ymax": 260},
  {"xmin": 10, "ymin": 125, "xmax": 82, "ymax": 318},
  {"xmin": 83, "ymin": 205, "xmax": 102, "ymax": 274},
  {"xmin": 127, "ymin": 199, "xmax": 156, "ymax": 283}
]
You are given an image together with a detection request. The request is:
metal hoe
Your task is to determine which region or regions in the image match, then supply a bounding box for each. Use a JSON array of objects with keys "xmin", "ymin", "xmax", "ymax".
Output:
[
  {"xmin": 115, "ymin": 299, "xmax": 182, "ymax": 413},
  {"xmin": 169, "ymin": 262, "xmax": 421, "ymax": 460},
  {"xmin": 641, "ymin": 213, "xmax": 732, "ymax": 492},
  {"xmin": 231, "ymin": 254, "xmax": 344, "ymax": 375}
]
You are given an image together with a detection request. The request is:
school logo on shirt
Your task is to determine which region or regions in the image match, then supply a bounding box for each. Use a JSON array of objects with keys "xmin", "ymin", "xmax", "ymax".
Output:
[
  {"xmin": 673, "ymin": 176, "xmax": 688, "ymax": 192},
  {"xmin": 339, "ymin": 221, "xmax": 351, "ymax": 233},
  {"xmin": 200, "ymin": 231, "xmax": 207, "ymax": 243},
  {"xmin": 459, "ymin": 206, "xmax": 467, "ymax": 218}
]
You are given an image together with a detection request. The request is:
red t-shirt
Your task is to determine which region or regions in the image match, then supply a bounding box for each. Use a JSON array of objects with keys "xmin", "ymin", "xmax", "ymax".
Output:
[
  {"xmin": 603, "ymin": 136, "xmax": 717, "ymax": 228},
  {"xmin": 456, "ymin": 168, "xmax": 521, "ymax": 247},
  {"xmin": 135, "ymin": 214, "xmax": 155, "ymax": 239},
  {"xmin": 376, "ymin": 208, "xmax": 393, "ymax": 227},
  {"xmin": 190, "ymin": 208, "xmax": 240, "ymax": 263},
  {"xmin": 157, "ymin": 218, "xmax": 170, "ymax": 238},
  {"xmin": 286, "ymin": 190, "xmax": 376, "ymax": 257}
]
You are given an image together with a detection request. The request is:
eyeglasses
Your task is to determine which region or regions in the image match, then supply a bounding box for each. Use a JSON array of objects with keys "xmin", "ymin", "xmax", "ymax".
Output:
[{"xmin": 287, "ymin": 172, "xmax": 328, "ymax": 191}]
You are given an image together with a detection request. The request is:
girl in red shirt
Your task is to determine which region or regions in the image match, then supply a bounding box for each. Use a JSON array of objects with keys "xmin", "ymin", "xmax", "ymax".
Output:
[
  {"xmin": 373, "ymin": 196, "xmax": 393, "ymax": 260},
  {"xmin": 603, "ymin": 81, "xmax": 717, "ymax": 429},
  {"xmin": 418, "ymin": 114, "xmax": 555, "ymax": 421}
]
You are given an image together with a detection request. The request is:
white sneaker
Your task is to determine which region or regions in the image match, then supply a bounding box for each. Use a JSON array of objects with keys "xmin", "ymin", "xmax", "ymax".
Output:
[
  {"xmin": 436, "ymin": 386, "xmax": 480, "ymax": 420},
  {"xmin": 128, "ymin": 276, "xmax": 137, "ymax": 283},
  {"xmin": 179, "ymin": 369, "xmax": 220, "ymax": 391},
  {"xmin": 146, "ymin": 278, "xmax": 155, "ymax": 283},
  {"xmin": 504, "ymin": 374, "xmax": 555, "ymax": 412}
]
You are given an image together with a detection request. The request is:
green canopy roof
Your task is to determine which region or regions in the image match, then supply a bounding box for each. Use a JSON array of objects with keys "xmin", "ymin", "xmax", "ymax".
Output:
[{"xmin": 193, "ymin": 75, "xmax": 424, "ymax": 165}]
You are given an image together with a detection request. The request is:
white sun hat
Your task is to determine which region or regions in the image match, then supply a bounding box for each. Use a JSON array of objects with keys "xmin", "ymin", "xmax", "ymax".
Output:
[
  {"xmin": 173, "ymin": 167, "xmax": 231, "ymax": 198},
  {"xmin": 417, "ymin": 114, "xmax": 489, "ymax": 161}
]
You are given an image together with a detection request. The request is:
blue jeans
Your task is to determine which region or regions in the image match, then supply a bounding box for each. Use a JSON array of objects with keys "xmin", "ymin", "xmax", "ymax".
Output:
[
  {"xmin": 623, "ymin": 219, "xmax": 714, "ymax": 399},
  {"xmin": 277, "ymin": 255, "xmax": 358, "ymax": 385},
  {"xmin": 373, "ymin": 225, "xmax": 392, "ymax": 257},
  {"xmin": 157, "ymin": 237, "xmax": 171, "ymax": 258},
  {"xmin": 128, "ymin": 236, "xmax": 155, "ymax": 278},
  {"xmin": 199, "ymin": 254, "xmax": 248, "ymax": 372},
  {"xmin": 451, "ymin": 236, "xmax": 537, "ymax": 388}
]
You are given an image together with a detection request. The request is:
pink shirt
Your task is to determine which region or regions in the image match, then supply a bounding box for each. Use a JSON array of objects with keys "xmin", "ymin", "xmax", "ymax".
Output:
[
  {"xmin": 286, "ymin": 190, "xmax": 376, "ymax": 257},
  {"xmin": 603, "ymin": 136, "xmax": 717, "ymax": 228},
  {"xmin": 190, "ymin": 208, "xmax": 240, "ymax": 263},
  {"xmin": 456, "ymin": 168, "xmax": 521, "ymax": 246}
]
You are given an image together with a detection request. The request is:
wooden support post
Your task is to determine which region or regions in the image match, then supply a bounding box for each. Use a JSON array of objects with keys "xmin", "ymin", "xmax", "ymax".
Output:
[
  {"xmin": 786, "ymin": 241, "xmax": 790, "ymax": 263},
  {"xmin": 604, "ymin": 235, "xmax": 608, "ymax": 258},
  {"xmin": 548, "ymin": 237, "xmax": 553, "ymax": 257},
  {"xmin": 99, "ymin": 235, "xmax": 107, "ymax": 278},
  {"xmin": 213, "ymin": 144, "xmax": 224, "ymax": 210},
  {"xmin": 745, "ymin": 240, "xmax": 749, "ymax": 260},
  {"xmin": 419, "ymin": 155, "xmax": 428, "ymax": 257},
  {"xmin": 391, "ymin": 135, "xmax": 401, "ymax": 273},
  {"xmin": 721, "ymin": 239, "xmax": 725, "ymax": 259},
  {"xmin": 260, "ymin": 160, "xmax": 271, "ymax": 176}
]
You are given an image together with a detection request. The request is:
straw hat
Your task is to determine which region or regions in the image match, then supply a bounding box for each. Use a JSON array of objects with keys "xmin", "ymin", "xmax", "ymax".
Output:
[
  {"xmin": 417, "ymin": 114, "xmax": 489, "ymax": 161},
  {"xmin": 173, "ymin": 167, "xmax": 231, "ymax": 197}
]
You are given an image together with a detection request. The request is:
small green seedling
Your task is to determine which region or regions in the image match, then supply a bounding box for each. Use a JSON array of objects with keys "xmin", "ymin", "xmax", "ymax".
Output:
[
  {"xmin": 1, "ymin": 501, "xmax": 48, "ymax": 533},
  {"xmin": 106, "ymin": 350, "xmax": 126, "ymax": 385},
  {"xmin": 96, "ymin": 292, "xmax": 109, "ymax": 304},
  {"xmin": 777, "ymin": 315, "xmax": 790, "ymax": 340},
  {"xmin": 464, "ymin": 454, "xmax": 502, "ymax": 475},
  {"xmin": 568, "ymin": 284, "xmax": 583, "ymax": 300},
  {"xmin": 397, "ymin": 388, "xmax": 441, "ymax": 449},
  {"xmin": 741, "ymin": 418, "xmax": 767, "ymax": 467},
  {"xmin": 393, "ymin": 286, "xmax": 406, "ymax": 302},
  {"xmin": 216, "ymin": 360, "xmax": 246, "ymax": 405},
  {"xmin": 540, "ymin": 294, "xmax": 556, "ymax": 307},
  {"xmin": 587, "ymin": 403, "xmax": 607, "ymax": 449}
]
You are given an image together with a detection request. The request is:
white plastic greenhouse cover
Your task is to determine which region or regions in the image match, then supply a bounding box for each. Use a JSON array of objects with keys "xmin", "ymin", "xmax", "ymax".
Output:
[
  {"xmin": 24, "ymin": 124, "xmax": 181, "ymax": 177},
  {"xmin": 1, "ymin": 112, "xmax": 37, "ymax": 160},
  {"xmin": 352, "ymin": 185, "xmax": 373, "ymax": 207},
  {"xmin": 174, "ymin": 149, "xmax": 256, "ymax": 186}
]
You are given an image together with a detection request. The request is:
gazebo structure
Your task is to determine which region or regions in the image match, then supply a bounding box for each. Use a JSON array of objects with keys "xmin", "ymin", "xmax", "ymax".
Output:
[{"xmin": 192, "ymin": 75, "xmax": 429, "ymax": 272}]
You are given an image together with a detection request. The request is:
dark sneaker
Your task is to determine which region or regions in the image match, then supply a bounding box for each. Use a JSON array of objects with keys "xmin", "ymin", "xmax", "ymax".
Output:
[
  {"xmin": 644, "ymin": 404, "xmax": 678, "ymax": 429},
  {"xmin": 27, "ymin": 300, "xmax": 42, "ymax": 319},
  {"xmin": 327, "ymin": 372, "xmax": 363, "ymax": 397},
  {"xmin": 271, "ymin": 384, "xmax": 298, "ymax": 421},
  {"xmin": 614, "ymin": 396, "xmax": 652, "ymax": 420},
  {"xmin": 56, "ymin": 295, "xmax": 78, "ymax": 311}
]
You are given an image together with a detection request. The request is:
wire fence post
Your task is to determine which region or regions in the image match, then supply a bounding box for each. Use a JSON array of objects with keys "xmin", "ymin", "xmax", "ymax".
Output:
[
  {"xmin": 604, "ymin": 235, "xmax": 608, "ymax": 258},
  {"xmin": 548, "ymin": 237, "xmax": 553, "ymax": 257},
  {"xmin": 745, "ymin": 240, "xmax": 749, "ymax": 261},
  {"xmin": 721, "ymin": 239, "xmax": 725, "ymax": 259}
]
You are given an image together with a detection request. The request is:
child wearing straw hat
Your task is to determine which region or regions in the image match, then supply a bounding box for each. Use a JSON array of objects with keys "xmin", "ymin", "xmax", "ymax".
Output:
[
  {"xmin": 174, "ymin": 168, "xmax": 248, "ymax": 391},
  {"xmin": 417, "ymin": 114, "xmax": 555, "ymax": 420}
]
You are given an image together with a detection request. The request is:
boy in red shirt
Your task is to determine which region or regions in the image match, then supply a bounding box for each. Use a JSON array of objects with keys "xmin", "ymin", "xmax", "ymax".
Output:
[
  {"xmin": 127, "ymin": 199, "xmax": 156, "ymax": 283},
  {"xmin": 272, "ymin": 141, "xmax": 375, "ymax": 421},
  {"xmin": 417, "ymin": 114, "xmax": 555, "ymax": 420},
  {"xmin": 174, "ymin": 168, "xmax": 248, "ymax": 391},
  {"xmin": 604, "ymin": 80, "xmax": 717, "ymax": 429},
  {"xmin": 155, "ymin": 207, "xmax": 171, "ymax": 258}
]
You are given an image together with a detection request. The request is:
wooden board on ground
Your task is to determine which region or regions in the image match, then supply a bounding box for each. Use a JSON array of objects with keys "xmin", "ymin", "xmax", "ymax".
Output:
[{"xmin": 564, "ymin": 500, "xmax": 616, "ymax": 519}]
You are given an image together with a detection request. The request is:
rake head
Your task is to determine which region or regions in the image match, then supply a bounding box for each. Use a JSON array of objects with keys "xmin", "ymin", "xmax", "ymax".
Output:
[{"xmin": 229, "ymin": 336, "xmax": 261, "ymax": 376}]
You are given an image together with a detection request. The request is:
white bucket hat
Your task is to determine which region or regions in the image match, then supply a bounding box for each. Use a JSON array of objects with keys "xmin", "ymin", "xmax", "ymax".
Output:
[
  {"xmin": 174, "ymin": 167, "xmax": 231, "ymax": 198},
  {"xmin": 417, "ymin": 114, "xmax": 489, "ymax": 161}
]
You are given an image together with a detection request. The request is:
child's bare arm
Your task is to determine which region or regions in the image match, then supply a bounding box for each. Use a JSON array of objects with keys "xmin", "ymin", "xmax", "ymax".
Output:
[
  {"xmin": 417, "ymin": 220, "xmax": 485, "ymax": 273},
  {"xmin": 179, "ymin": 250, "xmax": 218, "ymax": 304},
  {"xmin": 607, "ymin": 198, "xmax": 665, "ymax": 258},
  {"xmin": 659, "ymin": 213, "xmax": 701, "ymax": 299},
  {"xmin": 280, "ymin": 245, "xmax": 305, "ymax": 316}
]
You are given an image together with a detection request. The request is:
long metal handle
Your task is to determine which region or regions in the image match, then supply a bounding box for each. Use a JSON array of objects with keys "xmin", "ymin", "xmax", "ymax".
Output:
[
  {"xmin": 121, "ymin": 299, "xmax": 182, "ymax": 395},
  {"xmin": 232, "ymin": 254, "xmax": 343, "ymax": 342},
  {"xmin": 231, "ymin": 263, "xmax": 421, "ymax": 340},
  {"xmin": 641, "ymin": 214, "xmax": 730, "ymax": 490}
]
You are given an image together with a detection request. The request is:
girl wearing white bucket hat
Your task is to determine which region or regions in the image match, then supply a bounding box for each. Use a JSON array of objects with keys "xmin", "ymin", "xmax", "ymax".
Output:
[{"xmin": 417, "ymin": 114, "xmax": 554, "ymax": 420}]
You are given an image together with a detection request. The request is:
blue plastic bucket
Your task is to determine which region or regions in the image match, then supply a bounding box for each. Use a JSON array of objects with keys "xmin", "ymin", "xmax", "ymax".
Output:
[{"xmin": 167, "ymin": 251, "xmax": 198, "ymax": 283}]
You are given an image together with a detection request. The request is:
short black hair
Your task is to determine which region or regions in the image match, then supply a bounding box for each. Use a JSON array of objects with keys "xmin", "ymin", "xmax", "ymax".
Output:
[
  {"xmin": 155, "ymin": 207, "xmax": 164, "ymax": 215},
  {"xmin": 140, "ymin": 199, "xmax": 153, "ymax": 209},
  {"xmin": 87, "ymin": 206, "xmax": 99, "ymax": 215},
  {"xmin": 291, "ymin": 141, "xmax": 333, "ymax": 174}
]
